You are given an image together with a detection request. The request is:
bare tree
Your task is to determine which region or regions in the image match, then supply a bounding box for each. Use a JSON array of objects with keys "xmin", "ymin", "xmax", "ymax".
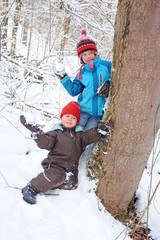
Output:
[
  {"xmin": 59, "ymin": 4, "xmax": 71, "ymax": 61},
  {"xmin": 96, "ymin": 0, "xmax": 160, "ymax": 218},
  {"xmin": 9, "ymin": 0, "xmax": 22, "ymax": 56},
  {"xmin": 26, "ymin": 0, "xmax": 33, "ymax": 62},
  {"xmin": 21, "ymin": 1, "xmax": 29, "ymax": 46},
  {"xmin": 0, "ymin": 0, "xmax": 9, "ymax": 49}
]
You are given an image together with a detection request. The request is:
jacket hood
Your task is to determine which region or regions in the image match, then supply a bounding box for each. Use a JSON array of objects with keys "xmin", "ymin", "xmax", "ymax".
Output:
[{"xmin": 51, "ymin": 123, "xmax": 83, "ymax": 132}]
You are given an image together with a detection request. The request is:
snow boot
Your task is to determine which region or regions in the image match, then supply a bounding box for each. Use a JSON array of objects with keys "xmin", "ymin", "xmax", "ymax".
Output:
[{"xmin": 21, "ymin": 183, "xmax": 38, "ymax": 205}]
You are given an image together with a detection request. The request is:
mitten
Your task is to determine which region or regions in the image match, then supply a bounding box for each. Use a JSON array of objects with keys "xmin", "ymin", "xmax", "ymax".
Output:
[
  {"xmin": 97, "ymin": 120, "xmax": 114, "ymax": 136},
  {"xmin": 55, "ymin": 63, "xmax": 67, "ymax": 80},
  {"xmin": 96, "ymin": 81, "xmax": 110, "ymax": 97},
  {"xmin": 20, "ymin": 115, "xmax": 43, "ymax": 138}
]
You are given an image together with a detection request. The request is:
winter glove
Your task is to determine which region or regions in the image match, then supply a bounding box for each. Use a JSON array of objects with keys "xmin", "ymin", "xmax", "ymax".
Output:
[
  {"xmin": 55, "ymin": 63, "xmax": 67, "ymax": 80},
  {"xmin": 97, "ymin": 120, "xmax": 114, "ymax": 136},
  {"xmin": 96, "ymin": 81, "xmax": 110, "ymax": 97},
  {"xmin": 20, "ymin": 115, "xmax": 43, "ymax": 139}
]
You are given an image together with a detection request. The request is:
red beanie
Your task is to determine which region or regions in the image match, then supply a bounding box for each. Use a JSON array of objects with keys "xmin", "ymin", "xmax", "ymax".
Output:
[
  {"xmin": 60, "ymin": 101, "xmax": 81, "ymax": 123},
  {"xmin": 77, "ymin": 30, "xmax": 98, "ymax": 58}
]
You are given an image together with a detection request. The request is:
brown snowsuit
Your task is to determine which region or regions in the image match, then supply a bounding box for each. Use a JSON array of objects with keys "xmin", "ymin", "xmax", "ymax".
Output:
[{"xmin": 31, "ymin": 123, "xmax": 102, "ymax": 193}]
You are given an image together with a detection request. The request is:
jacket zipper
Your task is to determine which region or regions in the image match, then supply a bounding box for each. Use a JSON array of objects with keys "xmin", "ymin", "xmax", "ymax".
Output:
[
  {"xmin": 69, "ymin": 129, "xmax": 74, "ymax": 169},
  {"xmin": 70, "ymin": 130, "xmax": 73, "ymax": 138},
  {"xmin": 99, "ymin": 73, "xmax": 102, "ymax": 86}
]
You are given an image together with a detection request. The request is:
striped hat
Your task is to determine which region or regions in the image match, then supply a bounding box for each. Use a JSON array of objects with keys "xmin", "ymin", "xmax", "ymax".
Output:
[{"xmin": 77, "ymin": 30, "xmax": 98, "ymax": 58}]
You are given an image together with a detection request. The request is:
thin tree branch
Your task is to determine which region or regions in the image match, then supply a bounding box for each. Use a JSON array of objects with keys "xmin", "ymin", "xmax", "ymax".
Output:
[{"xmin": 61, "ymin": 1, "xmax": 112, "ymax": 34}]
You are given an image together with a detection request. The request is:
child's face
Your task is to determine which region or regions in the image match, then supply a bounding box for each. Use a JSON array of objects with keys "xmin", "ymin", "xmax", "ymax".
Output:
[
  {"xmin": 81, "ymin": 50, "xmax": 96, "ymax": 64},
  {"xmin": 61, "ymin": 114, "xmax": 78, "ymax": 128}
]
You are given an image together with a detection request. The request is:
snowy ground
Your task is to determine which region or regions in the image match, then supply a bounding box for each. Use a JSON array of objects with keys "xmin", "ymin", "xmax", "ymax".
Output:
[
  {"xmin": 0, "ymin": 107, "xmax": 160, "ymax": 240},
  {"xmin": 0, "ymin": 113, "xmax": 130, "ymax": 240}
]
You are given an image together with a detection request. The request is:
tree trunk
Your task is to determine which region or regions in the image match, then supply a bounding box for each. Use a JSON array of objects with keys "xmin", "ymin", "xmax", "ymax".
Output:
[
  {"xmin": 60, "ymin": 3, "xmax": 70, "ymax": 61},
  {"xmin": 1, "ymin": 0, "xmax": 9, "ymax": 48},
  {"xmin": 10, "ymin": 0, "xmax": 22, "ymax": 56},
  {"xmin": 22, "ymin": 17, "xmax": 29, "ymax": 46},
  {"xmin": 96, "ymin": 0, "xmax": 160, "ymax": 218}
]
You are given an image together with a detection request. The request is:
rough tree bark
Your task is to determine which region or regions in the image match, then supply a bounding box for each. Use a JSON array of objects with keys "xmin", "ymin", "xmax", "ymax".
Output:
[{"xmin": 96, "ymin": 0, "xmax": 160, "ymax": 218}]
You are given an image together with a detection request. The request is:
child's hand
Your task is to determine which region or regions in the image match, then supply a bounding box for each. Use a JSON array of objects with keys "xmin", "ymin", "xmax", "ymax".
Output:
[
  {"xmin": 20, "ymin": 115, "xmax": 43, "ymax": 138},
  {"xmin": 55, "ymin": 63, "xmax": 67, "ymax": 79},
  {"xmin": 96, "ymin": 81, "xmax": 110, "ymax": 97},
  {"xmin": 97, "ymin": 120, "xmax": 114, "ymax": 136}
]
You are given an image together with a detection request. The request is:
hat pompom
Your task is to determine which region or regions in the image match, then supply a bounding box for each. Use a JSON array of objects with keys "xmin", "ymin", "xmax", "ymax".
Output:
[
  {"xmin": 81, "ymin": 30, "xmax": 87, "ymax": 39},
  {"xmin": 77, "ymin": 30, "xmax": 98, "ymax": 59}
]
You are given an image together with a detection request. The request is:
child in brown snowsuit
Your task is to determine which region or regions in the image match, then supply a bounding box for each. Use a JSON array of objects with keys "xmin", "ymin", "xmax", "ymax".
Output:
[{"xmin": 20, "ymin": 101, "xmax": 113, "ymax": 204}]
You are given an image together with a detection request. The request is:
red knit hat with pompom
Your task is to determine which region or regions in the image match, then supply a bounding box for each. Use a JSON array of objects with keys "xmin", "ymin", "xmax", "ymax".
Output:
[
  {"xmin": 60, "ymin": 101, "xmax": 81, "ymax": 123},
  {"xmin": 77, "ymin": 30, "xmax": 98, "ymax": 58}
]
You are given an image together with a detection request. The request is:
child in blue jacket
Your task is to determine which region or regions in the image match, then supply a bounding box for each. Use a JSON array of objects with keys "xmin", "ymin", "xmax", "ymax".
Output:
[{"xmin": 56, "ymin": 30, "xmax": 112, "ymax": 131}]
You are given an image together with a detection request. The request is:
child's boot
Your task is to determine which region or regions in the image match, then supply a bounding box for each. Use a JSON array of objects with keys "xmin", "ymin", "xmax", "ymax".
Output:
[{"xmin": 21, "ymin": 183, "xmax": 38, "ymax": 205}]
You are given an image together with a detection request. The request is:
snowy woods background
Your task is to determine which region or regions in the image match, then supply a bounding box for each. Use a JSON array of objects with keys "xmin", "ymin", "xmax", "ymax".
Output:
[{"xmin": 0, "ymin": 0, "xmax": 117, "ymax": 126}]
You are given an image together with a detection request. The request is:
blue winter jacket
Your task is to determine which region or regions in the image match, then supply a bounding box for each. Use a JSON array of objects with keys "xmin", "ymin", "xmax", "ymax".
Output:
[{"xmin": 60, "ymin": 56, "xmax": 112, "ymax": 117}]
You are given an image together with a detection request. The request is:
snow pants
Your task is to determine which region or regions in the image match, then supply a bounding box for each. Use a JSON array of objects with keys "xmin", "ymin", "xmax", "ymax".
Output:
[{"xmin": 31, "ymin": 161, "xmax": 78, "ymax": 193}]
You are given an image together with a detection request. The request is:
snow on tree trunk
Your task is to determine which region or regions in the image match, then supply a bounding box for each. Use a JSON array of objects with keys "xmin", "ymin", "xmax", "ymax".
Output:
[{"xmin": 97, "ymin": 0, "xmax": 160, "ymax": 217}]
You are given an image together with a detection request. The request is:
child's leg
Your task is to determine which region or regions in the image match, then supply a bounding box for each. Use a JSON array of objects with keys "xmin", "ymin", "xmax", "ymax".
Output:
[
  {"xmin": 78, "ymin": 112, "xmax": 90, "ymax": 129},
  {"xmin": 30, "ymin": 165, "xmax": 66, "ymax": 193},
  {"xmin": 58, "ymin": 169, "xmax": 78, "ymax": 190},
  {"xmin": 84, "ymin": 116, "xmax": 101, "ymax": 131}
]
